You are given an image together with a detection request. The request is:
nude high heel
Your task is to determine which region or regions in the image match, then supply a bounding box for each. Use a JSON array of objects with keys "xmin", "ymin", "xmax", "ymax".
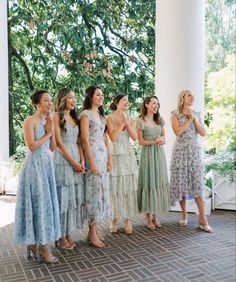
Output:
[
  {"xmin": 38, "ymin": 245, "xmax": 58, "ymax": 264},
  {"xmin": 124, "ymin": 219, "xmax": 133, "ymax": 235},
  {"xmin": 145, "ymin": 215, "xmax": 156, "ymax": 230},
  {"xmin": 152, "ymin": 216, "xmax": 162, "ymax": 228},
  {"xmin": 55, "ymin": 237, "xmax": 74, "ymax": 250},
  {"xmin": 110, "ymin": 219, "xmax": 118, "ymax": 234},
  {"xmin": 27, "ymin": 244, "xmax": 39, "ymax": 260}
]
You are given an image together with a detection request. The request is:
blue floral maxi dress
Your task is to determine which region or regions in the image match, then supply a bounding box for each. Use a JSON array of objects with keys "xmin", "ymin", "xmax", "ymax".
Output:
[
  {"xmin": 137, "ymin": 119, "xmax": 170, "ymax": 214},
  {"xmin": 109, "ymin": 124, "xmax": 138, "ymax": 221},
  {"xmin": 170, "ymin": 110, "xmax": 204, "ymax": 205},
  {"xmin": 54, "ymin": 123, "xmax": 85, "ymax": 236},
  {"xmin": 14, "ymin": 122, "xmax": 61, "ymax": 245},
  {"xmin": 79, "ymin": 110, "xmax": 111, "ymax": 224}
]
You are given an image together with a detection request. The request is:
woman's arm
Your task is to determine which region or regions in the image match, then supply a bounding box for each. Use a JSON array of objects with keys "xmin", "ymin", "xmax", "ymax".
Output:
[
  {"xmin": 125, "ymin": 118, "xmax": 137, "ymax": 141},
  {"xmin": 193, "ymin": 116, "xmax": 206, "ymax": 137},
  {"xmin": 47, "ymin": 115, "xmax": 57, "ymax": 152},
  {"xmin": 137, "ymin": 128, "xmax": 158, "ymax": 146},
  {"xmin": 23, "ymin": 117, "xmax": 51, "ymax": 151},
  {"xmin": 80, "ymin": 115, "xmax": 99, "ymax": 175},
  {"xmin": 156, "ymin": 126, "xmax": 166, "ymax": 144},
  {"xmin": 104, "ymin": 133, "xmax": 112, "ymax": 172},
  {"xmin": 78, "ymin": 138, "xmax": 86, "ymax": 172},
  {"xmin": 53, "ymin": 114, "xmax": 83, "ymax": 172},
  {"xmin": 106, "ymin": 116, "xmax": 124, "ymax": 141},
  {"xmin": 171, "ymin": 112, "xmax": 193, "ymax": 137}
]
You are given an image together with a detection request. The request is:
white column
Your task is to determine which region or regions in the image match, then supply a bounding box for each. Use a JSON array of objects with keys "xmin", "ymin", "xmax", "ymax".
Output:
[
  {"xmin": 155, "ymin": 0, "xmax": 205, "ymax": 168},
  {"xmin": 0, "ymin": 0, "xmax": 9, "ymax": 160}
]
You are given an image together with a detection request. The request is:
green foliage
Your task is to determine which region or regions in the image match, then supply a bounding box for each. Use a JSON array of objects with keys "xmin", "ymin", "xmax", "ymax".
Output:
[
  {"xmin": 205, "ymin": 0, "xmax": 235, "ymax": 74},
  {"xmin": 205, "ymin": 55, "xmax": 235, "ymax": 151},
  {"xmin": 204, "ymin": 149, "xmax": 236, "ymax": 183},
  {"xmin": 9, "ymin": 144, "xmax": 27, "ymax": 175},
  {"xmin": 9, "ymin": 0, "xmax": 155, "ymax": 153}
]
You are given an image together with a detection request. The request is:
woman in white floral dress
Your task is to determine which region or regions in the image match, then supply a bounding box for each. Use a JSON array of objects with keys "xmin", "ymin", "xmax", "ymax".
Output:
[
  {"xmin": 106, "ymin": 94, "xmax": 138, "ymax": 235},
  {"xmin": 170, "ymin": 90, "xmax": 213, "ymax": 232},
  {"xmin": 80, "ymin": 85, "xmax": 112, "ymax": 248}
]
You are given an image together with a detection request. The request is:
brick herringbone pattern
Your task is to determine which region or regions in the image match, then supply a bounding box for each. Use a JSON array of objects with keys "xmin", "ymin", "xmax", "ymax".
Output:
[{"xmin": 0, "ymin": 210, "xmax": 235, "ymax": 282}]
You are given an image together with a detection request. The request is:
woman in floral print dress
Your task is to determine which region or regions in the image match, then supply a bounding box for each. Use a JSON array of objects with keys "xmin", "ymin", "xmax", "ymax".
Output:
[
  {"xmin": 170, "ymin": 90, "xmax": 213, "ymax": 232},
  {"xmin": 14, "ymin": 90, "xmax": 60, "ymax": 263},
  {"xmin": 80, "ymin": 85, "xmax": 112, "ymax": 248}
]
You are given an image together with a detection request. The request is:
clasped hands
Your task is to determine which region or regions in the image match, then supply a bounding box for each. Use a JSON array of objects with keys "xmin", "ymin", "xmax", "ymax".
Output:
[
  {"xmin": 155, "ymin": 136, "xmax": 165, "ymax": 145},
  {"xmin": 185, "ymin": 108, "xmax": 196, "ymax": 122}
]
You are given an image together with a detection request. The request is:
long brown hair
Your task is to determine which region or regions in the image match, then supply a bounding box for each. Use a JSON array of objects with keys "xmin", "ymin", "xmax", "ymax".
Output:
[
  {"xmin": 54, "ymin": 88, "xmax": 78, "ymax": 133},
  {"xmin": 139, "ymin": 96, "xmax": 162, "ymax": 125},
  {"xmin": 82, "ymin": 85, "xmax": 105, "ymax": 117}
]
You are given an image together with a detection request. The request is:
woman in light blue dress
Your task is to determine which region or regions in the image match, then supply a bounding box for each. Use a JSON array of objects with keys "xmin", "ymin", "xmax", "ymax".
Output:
[
  {"xmin": 53, "ymin": 88, "xmax": 85, "ymax": 250},
  {"xmin": 14, "ymin": 90, "xmax": 61, "ymax": 264},
  {"xmin": 80, "ymin": 85, "xmax": 112, "ymax": 248}
]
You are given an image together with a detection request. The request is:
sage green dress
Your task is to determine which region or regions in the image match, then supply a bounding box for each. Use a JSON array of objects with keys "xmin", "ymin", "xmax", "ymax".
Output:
[{"xmin": 137, "ymin": 118, "xmax": 170, "ymax": 215}]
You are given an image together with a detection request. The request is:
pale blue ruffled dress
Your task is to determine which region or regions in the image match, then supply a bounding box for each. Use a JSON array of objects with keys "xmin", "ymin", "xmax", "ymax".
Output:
[
  {"xmin": 14, "ymin": 122, "xmax": 61, "ymax": 245},
  {"xmin": 54, "ymin": 123, "xmax": 85, "ymax": 236}
]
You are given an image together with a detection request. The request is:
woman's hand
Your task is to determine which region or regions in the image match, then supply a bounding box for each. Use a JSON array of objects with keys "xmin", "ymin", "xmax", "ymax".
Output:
[
  {"xmin": 90, "ymin": 163, "xmax": 100, "ymax": 175},
  {"xmin": 45, "ymin": 115, "xmax": 54, "ymax": 136},
  {"xmin": 185, "ymin": 108, "xmax": 195, "ymax": 122},
  {"xmin": 107, "ymin": 157, "xmax": 112, "ymax": 172},
  {"xmin": 155, "ymin": 136, "xmax": 165, "ymax": 144},
  {"xmin": 80, "ymin": 160, "xmax": 86, "ymax": 173},
  {"xmin": 72, "ymin": 161, "xmax": 84, "ymax": 174}
]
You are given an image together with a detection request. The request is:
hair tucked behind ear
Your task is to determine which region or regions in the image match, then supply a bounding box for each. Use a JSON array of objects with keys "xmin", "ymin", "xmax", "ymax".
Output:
[
  {"xmin": 109, "ymin": 94, "xmax": 126, "ymax": 111},
  {"xmin": 30, "ymin": 90, "xmax": 48, "ymax": 110}
]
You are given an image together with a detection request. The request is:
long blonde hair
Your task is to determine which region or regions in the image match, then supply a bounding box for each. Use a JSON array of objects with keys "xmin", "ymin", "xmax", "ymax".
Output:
[{"xmin": 177, "ymin": 90, "xmax": 192, "ymax": 113}]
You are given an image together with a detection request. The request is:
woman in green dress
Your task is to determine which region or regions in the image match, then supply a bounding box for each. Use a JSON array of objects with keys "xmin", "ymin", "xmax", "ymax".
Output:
[{"xmin": 137, "ymin": 96, "xmax": 170, "ymax": 230}]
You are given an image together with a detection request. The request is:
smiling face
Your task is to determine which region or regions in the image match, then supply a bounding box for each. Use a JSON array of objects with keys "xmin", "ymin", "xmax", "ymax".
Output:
[
  {"xmin": 36, "ymin": 92, "xmax": 52, "ymax": 114},
  {"xmin": 145, "ymin": 97, "xmax": 160, "ymax": 114},
  {"xmin": 65, "ymin": 91, "xmax": 76, "ymax": 110},
  {"xmin": 92, "ymin": 88, "xmax": 104, "ymax": 107},
  {"xmin": 116, "ymin": 96, "xmax": 129, "ymax": 111},
  {"xmin": 183, "ymin": 91, "xmax": 194, "ymax": 106}
]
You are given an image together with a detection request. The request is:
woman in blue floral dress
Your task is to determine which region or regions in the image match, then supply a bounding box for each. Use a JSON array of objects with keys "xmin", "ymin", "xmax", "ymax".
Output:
[
  {"xmin": 53, "ymin": 88, "xmax": 85, "ymax": 250},
  {"xmin": 14, "ymin": 90, "xmax": 61, "ymax": 263},
  {"xmin": 80, "ymin": 85, "xmax": 112, "ymax": 248},
  {"xmin": 170, "ymin": 90, "xmax": 213, "ymax": 232}
]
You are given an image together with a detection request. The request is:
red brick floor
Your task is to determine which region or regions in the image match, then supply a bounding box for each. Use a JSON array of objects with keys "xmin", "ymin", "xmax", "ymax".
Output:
[{"xmin": 0, "ymin": 201, "xmax": 235, "ymax": 282}]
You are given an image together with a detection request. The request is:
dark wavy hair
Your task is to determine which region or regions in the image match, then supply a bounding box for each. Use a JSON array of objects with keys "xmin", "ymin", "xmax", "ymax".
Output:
[
  {"xmin": 54, "ymin": 88, "xmax": 79, "ymax": 133},
  {"xmin": 139, "ymin": 96, "xmax": 162, "ymax": 125},
  {"xmin": 30, "ymin": 90, "xmax": 48, "ymax": 109},
  {"xmin": 82, "ymin": 85, "xmax": 105, "ymax": 117},
  {"xmin": 109, "ymin": 94, "xmax": 127, "ymax": 111}
]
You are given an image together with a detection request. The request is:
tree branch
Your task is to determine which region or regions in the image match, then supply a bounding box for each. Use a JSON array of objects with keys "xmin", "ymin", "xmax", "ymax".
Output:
[{"xmin": 11, "ymin": 47, "xmax": 34, "ymax": 91}]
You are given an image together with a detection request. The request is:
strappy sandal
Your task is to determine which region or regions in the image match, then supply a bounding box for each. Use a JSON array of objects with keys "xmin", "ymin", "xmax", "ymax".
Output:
[
  {"xmin": 27, "ymin": 244, "xmax": 38, "ymax": 260},
  {"xmin": 198, "ymin": 224, "xmax": 213, "ymax": 233},
  {"xmin": 152, "ymin": 216, "xmax": 162, "ymax": 228},
  {"xmin": 55, "ymin": 237, "xmax": 74, "ymax": 250},
  {"xmin": 38, "ymin": 245, "xmax": 58, "ymax": 264},
  {"xmin": 110, "ymin": 219, "xmax": 118, "ymax": 234},
  {"xmin": 66, "ymin": 234, "xmax": 76, "ymax": 248},
  {"xmin": 145, "ymin": 215, "xmax": 156, "ymax": 230},
  {"xmin": 87, "ymin": 236, "xmax": 105, "ymax": 248}
]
